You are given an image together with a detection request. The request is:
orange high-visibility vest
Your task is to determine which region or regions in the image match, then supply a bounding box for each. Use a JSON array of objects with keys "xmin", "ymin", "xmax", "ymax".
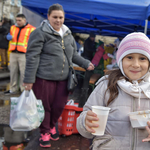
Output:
[{"xmin": 9, "ymin": 24, "xmax": 35, "ymax": 53}]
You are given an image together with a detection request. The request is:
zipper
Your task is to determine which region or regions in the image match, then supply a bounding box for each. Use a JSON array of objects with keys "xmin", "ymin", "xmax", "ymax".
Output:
[
  {"xmin": 60, "ymin": 33, "xmax": 69, "ymax": 79},
  {"xmin": 54, "ymin": 33, "xmax": 59, "ymax": 36},
  {"xmin": 132, "ymin": 97, "xmax": 136, "ymax": 150},
  {"xmin": 90, "ymin": 137, "xmax": 113, "ymax": 149},
  {"xmin": 60, "ymin": 39, "xmax": 65, "ymax": 79},
  {"xmin": 53, "ymin": 32, "xmax": 66, "ymax": 79}
]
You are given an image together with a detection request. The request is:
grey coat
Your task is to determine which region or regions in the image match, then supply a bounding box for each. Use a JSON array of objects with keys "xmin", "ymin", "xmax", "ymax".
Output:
[
  {"xmin": 77, "ymin": 76, "xmax": 150, "ymax": 150},
  {"xmin": 24, "ymin": 21, "xmax": 90, "ymax": 83}
]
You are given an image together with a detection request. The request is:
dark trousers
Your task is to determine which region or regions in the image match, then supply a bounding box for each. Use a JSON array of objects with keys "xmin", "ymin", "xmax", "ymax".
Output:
[
  {"xmin": 79, "ymin": 70, "xmax": 94, "ymax": 107},
  {"xmin": 32, "ymin": 77, "xmax": 69, "ymax": 134},
  {"xmin": 0, "ymin": 48, "xmax": 8, "ymax": 67},
  {"xmin": 82, "ymin": 70, "xmax": 94, "ymax": 88}
]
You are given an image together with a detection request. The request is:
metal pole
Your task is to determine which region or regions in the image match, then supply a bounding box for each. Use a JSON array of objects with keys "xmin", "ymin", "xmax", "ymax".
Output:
[{"xmin": 144, "ymin": 19, "xmax": 148, "ymax": 35}]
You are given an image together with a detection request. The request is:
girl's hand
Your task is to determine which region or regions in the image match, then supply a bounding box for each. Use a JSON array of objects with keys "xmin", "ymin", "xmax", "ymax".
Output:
[
  {"xmin": 85, "ymin": 110, "xmax": 99, "ymax": 133},
  {"xmin": 23, "ymin": 83, "xmax": 33, "ymax": 91},
  {"xmin": 142, "ymin": 121, "xmax": 150, "ymax": 142}
]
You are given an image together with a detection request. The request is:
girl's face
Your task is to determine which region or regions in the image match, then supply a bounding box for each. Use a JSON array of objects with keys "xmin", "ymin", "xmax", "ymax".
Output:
[
  {"xmin": 47, "ymin": 10, "xmax": 64, "ymax": 32},
  {"xmin": 122, "ymin": 53, "xmax": 149, "ymax": 82}
]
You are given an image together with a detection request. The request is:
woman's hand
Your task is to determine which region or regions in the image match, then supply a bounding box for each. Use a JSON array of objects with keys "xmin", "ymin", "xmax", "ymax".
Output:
[
  {"xmin": 142, "ymin": 121, "xmax": 150, "ymax": 142},
  {"xmin": 85, "ymin": 110, "xmax": 99, "ymax": 133},
  {"xmin": 87, "ymin": 63, "xmax": 95, "ymax": 71},
  {"xmin": 23, "ymin": 83, "xmax": 33, "ymax": 91}
]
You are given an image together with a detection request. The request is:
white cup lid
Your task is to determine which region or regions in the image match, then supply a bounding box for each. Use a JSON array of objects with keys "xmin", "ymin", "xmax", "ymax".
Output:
[{"xmin": 92, "ymin": 106, "xmax": 111, "ymax": 111}]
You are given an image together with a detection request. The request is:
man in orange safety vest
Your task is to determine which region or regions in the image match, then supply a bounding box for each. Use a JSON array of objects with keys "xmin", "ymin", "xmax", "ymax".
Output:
[{"xmin": 4, "ymin": 14, "xmax": 35, "ymax": 95}]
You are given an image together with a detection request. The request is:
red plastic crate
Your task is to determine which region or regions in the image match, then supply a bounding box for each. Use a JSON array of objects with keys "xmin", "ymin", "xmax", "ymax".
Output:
[
  {"xmin": 72, "ymin": 110, "xmax": 82, "ymax": 134},
  {"xmin": 58, "ymin": 103, "xmax": 83, "ymax": 136}
]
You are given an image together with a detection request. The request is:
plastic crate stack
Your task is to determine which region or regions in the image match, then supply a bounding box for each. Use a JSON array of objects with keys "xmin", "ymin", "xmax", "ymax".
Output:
[{"xmin": 58, "ymin": 101, "xmax": 83, "ymax": 136}]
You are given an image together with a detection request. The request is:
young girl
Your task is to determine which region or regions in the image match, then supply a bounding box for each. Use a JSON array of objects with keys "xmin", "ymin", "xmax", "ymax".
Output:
[{"xmin": 77, "ymin": 32, "xmax": 150, "ymax": 150}]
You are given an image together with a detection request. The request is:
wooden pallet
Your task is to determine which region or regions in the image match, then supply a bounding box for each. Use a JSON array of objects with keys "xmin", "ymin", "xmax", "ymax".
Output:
[{"xmin": 89, "ymin": 74, "xmax": 101, "ymax": 90}]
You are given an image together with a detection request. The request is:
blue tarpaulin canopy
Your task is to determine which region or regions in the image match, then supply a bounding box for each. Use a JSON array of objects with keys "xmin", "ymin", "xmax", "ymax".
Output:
[{"xmin": 22, "ymin": 0, "xmax": 150, "ymax": 37}]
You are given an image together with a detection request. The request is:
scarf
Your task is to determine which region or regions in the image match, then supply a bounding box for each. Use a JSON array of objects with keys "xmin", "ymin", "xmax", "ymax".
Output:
[{"xmin": 117, "ymin": 72, "xmax": 150, "ymax": 108}]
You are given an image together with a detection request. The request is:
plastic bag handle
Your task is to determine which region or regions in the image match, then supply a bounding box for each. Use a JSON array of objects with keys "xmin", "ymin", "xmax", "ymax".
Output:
[{"xmin": 16, "ymin": 90, "xmax": 37, "ymax": 111}]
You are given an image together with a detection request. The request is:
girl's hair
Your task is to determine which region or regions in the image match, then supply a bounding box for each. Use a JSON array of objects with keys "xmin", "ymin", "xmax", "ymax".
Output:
[
  {"xmin": 105, "ymin": 69, "xmax": 128, "ymax": 106},
  {"xmin": 48, "ymin": 3, "xmax": 65, "ymax": 15}
]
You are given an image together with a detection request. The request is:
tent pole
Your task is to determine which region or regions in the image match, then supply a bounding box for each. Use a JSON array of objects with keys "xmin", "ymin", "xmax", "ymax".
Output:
[{"xmin": 144, "ymin": 19, "xmax": 148, "ymax": 35}]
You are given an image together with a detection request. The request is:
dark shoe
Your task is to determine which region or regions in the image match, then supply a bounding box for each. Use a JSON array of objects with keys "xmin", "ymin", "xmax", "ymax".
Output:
[
  {"xmin": 4, "ymin": 90, "xmax": 19, "ymax": 95},
  {"xmin": 50, "ymin": 127, "xmax": 59, "ymax": 141},
  {"xmin": 78, "ymin": 88, "xmax": 89, "ymax": 107},
  {"xmin": 39, "ymin": 133, "xmax": 51, "ymax": 147},
  {"xmin": 4, "ymin": 90, "xmax": 12, "ymax": 95}
]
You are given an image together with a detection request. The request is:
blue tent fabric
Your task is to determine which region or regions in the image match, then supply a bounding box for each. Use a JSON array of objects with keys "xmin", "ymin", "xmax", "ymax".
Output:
[
  {"xmin": 22, "ymin": 0, "xmax": 150, "ymax": 20},
  {"xmin": 22, "ymin": 0, "xmax": 150, "ymax": 37}
]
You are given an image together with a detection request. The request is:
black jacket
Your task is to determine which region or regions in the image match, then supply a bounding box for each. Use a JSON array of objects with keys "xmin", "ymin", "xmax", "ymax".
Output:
[
  {"xmin": 0, "ymin": 22, "xmax": 10, "ymax": 49},
  {"xmin": 82, "ymin": 37, "xmax": 96, "ymax": 61}
]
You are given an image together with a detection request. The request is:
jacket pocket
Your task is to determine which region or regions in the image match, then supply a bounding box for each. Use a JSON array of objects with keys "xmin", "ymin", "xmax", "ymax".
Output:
[{"xmin": 91, "ymin": 134, "xmax": 114, "ymax": 150}]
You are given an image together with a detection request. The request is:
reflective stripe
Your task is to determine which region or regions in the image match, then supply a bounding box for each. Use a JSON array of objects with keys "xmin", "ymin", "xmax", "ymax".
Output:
[
  {"xmin": 9, "ymin": 26, "xmax": 17, "ymax": 46},
  {"xmin": 10, "ymin": 42, "xmax": 17, "ymax": 45},
  {"xmin": 11, "ymin": 26, "xmax": 15, "ymax": 33},
  {"xmin": 17, "ymin": 42, "xmax": 24, "ymax": 46},
  {"xmin": 9, "ymin": 25, "xmax": 35, "ymax": 52},
  {"xmin": 31, "ymin": 28, "xmax": 35, "ymax": 32},
  {"xmin": 12, "ymin": 26, "xmax": 16, "ymax": 36},
  {"xmin": 23, "ymin": 28, "xmax": 30, "ymax": 45}
]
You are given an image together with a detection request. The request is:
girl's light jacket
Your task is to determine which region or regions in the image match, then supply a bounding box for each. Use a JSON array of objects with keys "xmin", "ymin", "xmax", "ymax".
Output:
[{"xmin": 77, "ymin": 75, "xmax": 150, "ymax": 150}]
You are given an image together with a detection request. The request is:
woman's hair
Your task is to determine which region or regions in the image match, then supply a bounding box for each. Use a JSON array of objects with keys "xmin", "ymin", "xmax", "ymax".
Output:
[
  {"xmin": 48, "ymin": 3, "xmax": 65, "ymax": 15},
  {"xmin": 105, "ymin": 69, "xmax": 127, "ymax": 106}
]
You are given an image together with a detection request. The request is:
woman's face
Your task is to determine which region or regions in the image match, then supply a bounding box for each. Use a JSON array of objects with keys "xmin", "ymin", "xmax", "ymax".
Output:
[
  {"xmin": 48, "ymin": 10, "xmax": 64, "ymax": 32},
  {"xmin": 122, "ymin": 53, "xmax": 149, "ymax": 82}
]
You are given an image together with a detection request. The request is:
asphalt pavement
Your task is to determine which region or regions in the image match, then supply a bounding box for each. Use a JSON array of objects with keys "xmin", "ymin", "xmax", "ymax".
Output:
[{"xmin": 0, "ymin": 69, "xmax": 91, "ymax": 150}]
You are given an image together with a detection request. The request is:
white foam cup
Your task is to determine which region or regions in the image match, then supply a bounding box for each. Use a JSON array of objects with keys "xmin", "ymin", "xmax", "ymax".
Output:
[{"xmin": 91, "ymin": 106, "xmax": 110, "ymax": 136}]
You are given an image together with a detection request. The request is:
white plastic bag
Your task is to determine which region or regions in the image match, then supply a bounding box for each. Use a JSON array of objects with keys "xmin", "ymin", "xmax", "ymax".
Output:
[{"xmin": 10, "ymin": 90, "xmax": 45, "ymax": 131}]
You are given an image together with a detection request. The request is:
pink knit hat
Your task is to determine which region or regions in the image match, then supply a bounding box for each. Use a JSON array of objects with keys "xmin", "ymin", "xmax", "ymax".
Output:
[{"xmin": 116, "ymin": 32, "xmax": 150, "ymax": 68}]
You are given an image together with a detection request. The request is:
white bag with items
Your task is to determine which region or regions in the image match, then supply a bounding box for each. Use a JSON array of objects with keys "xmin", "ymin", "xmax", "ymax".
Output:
[{"xmin": 10, "ymin": 90, "xmax": 45, "ymax": 131}]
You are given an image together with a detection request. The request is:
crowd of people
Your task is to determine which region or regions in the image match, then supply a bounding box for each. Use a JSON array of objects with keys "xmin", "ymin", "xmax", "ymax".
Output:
[{"xmin": 1, "ymin": 3, "xmax": 150, "ymax": 150}]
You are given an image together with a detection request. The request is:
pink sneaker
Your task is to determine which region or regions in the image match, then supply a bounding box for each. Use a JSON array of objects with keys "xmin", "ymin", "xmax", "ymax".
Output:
[
  {"xmin": 39, "ymin": 133, "xmax": 51, "ymax": 147},
  {"xmin": 50, "ymin": 127, "xmax": 59, "ymax": 141}
]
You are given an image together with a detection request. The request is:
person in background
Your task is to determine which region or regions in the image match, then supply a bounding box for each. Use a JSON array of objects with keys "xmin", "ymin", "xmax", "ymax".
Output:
[
  {"xmin": 0, "ymin": 17, "xmax": 11, "ymax": 70},
  {"xmin": 77, "ymin": 32, "xmax": 150, "ymax": 150},
  {"xmin": 114, "ymin": 37, "xmax": 120, "ymax": 52},
  {"xmin": 75, "ymin": 35, "xmax": 82, "ymax": 55},
  {"xmin": 23, "ymin": 4, "xmax": 94, "ymax": 148},
  {"xmin": 79, "ymin": 32, "xmax": 97, "ymax": 107},
  {"xmin": 82, "ymin": 32, "xmax": 96, "ymax": 60},
  {"xmin": 4, "ymin": 14, "xmax": 35, "ymax": 95}
]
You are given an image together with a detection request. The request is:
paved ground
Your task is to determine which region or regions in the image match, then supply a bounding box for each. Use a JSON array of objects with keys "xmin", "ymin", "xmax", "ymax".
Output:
[
  {"xmin": 24, "ymin": 128, "xmax": 91, "ymax": 150},
  {"xmin": 0, "ymin": 70, "xmax": 92, "ymax": 150}
]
